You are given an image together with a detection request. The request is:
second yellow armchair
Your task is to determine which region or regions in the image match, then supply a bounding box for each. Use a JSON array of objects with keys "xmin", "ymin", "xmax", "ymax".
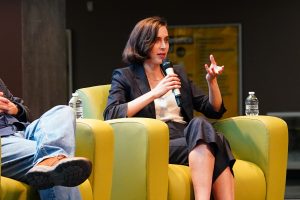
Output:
[{"xmin": 77, "ymin": 85, "xmax": 288, "ymax": 200}]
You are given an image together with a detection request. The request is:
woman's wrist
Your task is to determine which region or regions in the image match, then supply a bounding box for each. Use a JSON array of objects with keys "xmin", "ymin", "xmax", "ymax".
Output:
[{"xmin": 207, "ymin": 77, "xmax": 218, "ymax": 86}]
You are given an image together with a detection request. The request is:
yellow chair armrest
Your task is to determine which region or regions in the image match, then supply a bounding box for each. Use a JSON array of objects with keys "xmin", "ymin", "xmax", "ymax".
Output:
[
  {"xmin": 213, "ymin": 115, "xmax": 288, "ymax": 200},
  {"xmin": 106, "ymin": 117, "xmax": 169, "ymax": 200},
  {"xmin": 76, "ymin": 119, "xmax": 114, "ymax": 200}
]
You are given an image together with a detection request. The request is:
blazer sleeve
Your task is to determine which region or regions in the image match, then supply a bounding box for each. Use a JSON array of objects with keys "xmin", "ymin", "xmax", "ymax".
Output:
[
  {"xmin": 189, "ymin": 78, "xmax": 226, "ymax": 119},
  {"xmin": 103, "ymin": 69, "xmax": 129, "ymax": 120},
  {"xmin": 175, "ymin": 66, "xmax": 226, "ymax": 120}
]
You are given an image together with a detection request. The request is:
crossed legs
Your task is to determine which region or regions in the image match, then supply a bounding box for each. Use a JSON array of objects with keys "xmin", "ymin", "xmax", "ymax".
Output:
[
  {"xmin": 1, "ymin": 105, "xmax": 91, "ymax": 200},
  {"xmin": 189, "ymin": 142, "xmax": 234, "ymax": 200}
]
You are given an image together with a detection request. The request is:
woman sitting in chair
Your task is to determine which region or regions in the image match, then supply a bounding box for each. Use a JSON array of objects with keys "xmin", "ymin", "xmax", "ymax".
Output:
[{"xmin": 104, "ymin": 16, "xmax": 235, "ymax": 200}]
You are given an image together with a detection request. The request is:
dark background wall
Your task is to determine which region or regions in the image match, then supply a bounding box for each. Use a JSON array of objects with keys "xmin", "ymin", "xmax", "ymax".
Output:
[
  {"xmin": 1, "ymin": 1, "xmax": 300, "ymax": 118},
  {"xmin": 0, "ymin": 0, "xmax": 67, "ymax": 120},
  {"xmin": 22, "ymin": 0, "xmax": 68, "ymax": 120},
  {"xmin": 0, "ymin": 1, "xmax": 22, "ymax": 97},
  {"xmin": 66, "ymin": 1, "xmax": 300, "ymax": 115}
]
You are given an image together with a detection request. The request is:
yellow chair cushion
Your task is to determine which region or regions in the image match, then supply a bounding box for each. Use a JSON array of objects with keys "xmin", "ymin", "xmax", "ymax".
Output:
[
  {"xmin": 78, "ymin": 180, "xmax": 93, "ymax": 200},
  {"xmin": 168, "ymin": 164, "xmax": 194, "ymax": 200},
  {"xmin": 167, "ymin": 159, "xmax": 266, "ymax": 200},
  {"xmin": 1, "ymin": 176, "xmax": 39, "ymax": 200},
  {"xmin": 233, "ymin": 160, "xmax": 266, "ymax": 200},
  {"xmin": 0, "ymin": 177, "xmax": 93, "ymax": 200}
]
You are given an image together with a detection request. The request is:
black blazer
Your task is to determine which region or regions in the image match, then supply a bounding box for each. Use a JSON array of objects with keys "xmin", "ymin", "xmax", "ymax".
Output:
[{"xmin": 104, "ymin": 63, "xmax": 226, "ymax": 122}]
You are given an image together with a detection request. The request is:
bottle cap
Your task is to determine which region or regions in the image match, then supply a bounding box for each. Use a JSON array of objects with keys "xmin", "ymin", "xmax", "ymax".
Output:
[
  {"xmin": 249, "ymin": 91, "xmax": 255, "ymax": 95},
  {"xmin": 72, "ymin": 92, "xmax": 79, "ymax": 97}
]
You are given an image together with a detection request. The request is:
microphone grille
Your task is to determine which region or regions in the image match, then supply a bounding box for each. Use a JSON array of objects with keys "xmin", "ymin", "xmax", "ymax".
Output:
[{"xmin": 160, "ymin": 58, "xmax": 173, "ymax": 70}]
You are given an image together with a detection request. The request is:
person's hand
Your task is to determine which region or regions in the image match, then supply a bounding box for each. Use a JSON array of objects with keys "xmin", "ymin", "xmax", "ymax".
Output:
[
  {"xmin": 0, "ymin": 92, "xmax": 18, "ymax": 115},
  {"xmin": 205, "ymin": 54, "xmax": 224, "ymax": 82},
  {"xmin": 151, "ymin": 73, "xmax": 181, "ymax": 98}
]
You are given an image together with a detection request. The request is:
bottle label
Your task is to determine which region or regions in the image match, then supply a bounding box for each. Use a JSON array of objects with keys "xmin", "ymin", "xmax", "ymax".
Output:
[
  {"xmin": 76, "ymin": 105, "xmax": 83, "ymax": 118},
  {"xmin": 246, "ymin": 105, "xmax": 258, "ymax": 109}
]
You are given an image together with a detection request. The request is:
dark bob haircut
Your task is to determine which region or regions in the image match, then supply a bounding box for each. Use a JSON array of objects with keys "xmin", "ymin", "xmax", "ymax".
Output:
[{"xmin": 122, "ymin": 16, "xmax": 167, "ymax": 65}]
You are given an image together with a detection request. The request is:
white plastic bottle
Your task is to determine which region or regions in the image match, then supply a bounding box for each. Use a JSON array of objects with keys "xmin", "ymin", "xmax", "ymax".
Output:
[
  {"xmin": 68, "ymin": 93, "xmax": 83, "ymax": 119},
  {"xmin": 245, "ymin": 91, "xmax": 259, "ymax": 116}
]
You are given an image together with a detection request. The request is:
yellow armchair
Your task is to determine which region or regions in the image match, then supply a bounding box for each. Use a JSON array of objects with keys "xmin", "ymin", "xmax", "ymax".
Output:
[
  {"xmin": 75, "ymin": 119, "xmax": 114, "ymax": 200},
  {"xmin": 0, "ymin": 119, "xmax": 114, "ymax": 200},
  {"xmin": 77, "ymin": 85, "xmax": 288, "ymax": 200},
  {"xmin": 214, "ymin": 116, "xmax": 288, "ymax": 200}
]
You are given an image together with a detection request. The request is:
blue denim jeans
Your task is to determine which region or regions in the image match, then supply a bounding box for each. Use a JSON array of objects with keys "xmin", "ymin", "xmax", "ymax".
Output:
[{"xmin": 1, "ymin": 105, "xmax": 82, "ymax": 200}]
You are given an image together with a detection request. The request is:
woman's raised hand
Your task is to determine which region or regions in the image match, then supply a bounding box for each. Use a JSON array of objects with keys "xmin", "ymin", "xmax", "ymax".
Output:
[{"xmin": 204, "ymin": 54, "xmax": 224, "ymax": 82}]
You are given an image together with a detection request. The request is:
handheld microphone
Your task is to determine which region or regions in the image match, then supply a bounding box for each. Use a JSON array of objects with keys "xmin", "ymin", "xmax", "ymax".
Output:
[{"xmin": 160, "ymin": 59, "xmax": 182, "ymax": 107}]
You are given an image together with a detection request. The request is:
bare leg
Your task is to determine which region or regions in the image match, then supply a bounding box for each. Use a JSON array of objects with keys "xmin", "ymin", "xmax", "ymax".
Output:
[
  {"xmin": 189, "ymin": 142, "xmax": 215, "ymax": 200},
  {"xmin": 212, "ymin": 167, "xmax": 235, "ymax": 200}
]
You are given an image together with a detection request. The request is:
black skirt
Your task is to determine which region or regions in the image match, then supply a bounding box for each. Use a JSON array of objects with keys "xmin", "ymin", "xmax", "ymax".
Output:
[{"xmin": 166, "ymin": 116, "xmax": 235, "ymax": 183}]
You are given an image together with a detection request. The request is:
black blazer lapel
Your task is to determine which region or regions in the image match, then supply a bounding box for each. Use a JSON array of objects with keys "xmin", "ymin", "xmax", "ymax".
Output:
[
  {"xmin": 132, "ymin": 64, "xmax": 150, "ymax": 95},
  {"xmin": 131, "ymin": 65, "xmax": 156, "ymax": 118}
]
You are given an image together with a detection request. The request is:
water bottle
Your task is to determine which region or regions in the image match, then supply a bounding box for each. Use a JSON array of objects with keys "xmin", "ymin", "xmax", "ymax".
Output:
[
  {"xmin": 68, "ymin": 93, "xmax": 83, "ymax": 119},
  {"xmin": 245, "ymin": 91, "xmax": 259, "ymax": 116}
]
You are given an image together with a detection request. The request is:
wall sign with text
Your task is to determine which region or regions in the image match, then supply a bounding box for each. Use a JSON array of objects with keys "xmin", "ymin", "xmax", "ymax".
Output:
[{"xmin": 168, "ymin": 24, "xmax": 241, "ymax": 118}]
